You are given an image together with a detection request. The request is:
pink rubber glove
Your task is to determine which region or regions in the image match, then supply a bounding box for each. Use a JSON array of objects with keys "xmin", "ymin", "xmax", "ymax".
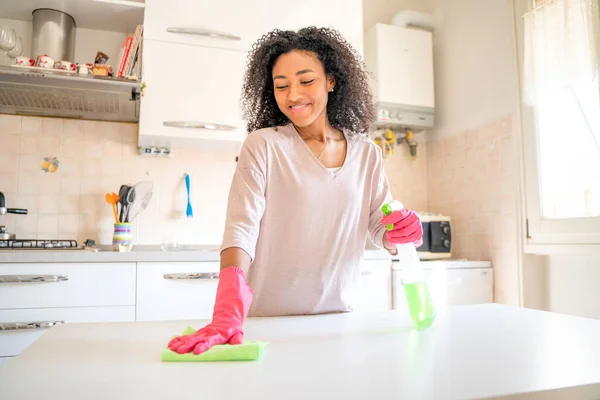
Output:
[
  {"xmin": 167, "ymin": 266, "xmax": 253, "ymax": 355},
  {"xmin": 381, "ymin": 209, "xmax": 423, "ymax": 247}
]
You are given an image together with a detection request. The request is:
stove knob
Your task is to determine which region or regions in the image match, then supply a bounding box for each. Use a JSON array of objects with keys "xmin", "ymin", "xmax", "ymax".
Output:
[
  {"xmin": 443, "ymin": 239, "xmax": 451, "ymax": 249},
  {"xmin": 442, "ymin": 225, "xmax": 450, "ymax": 234}
]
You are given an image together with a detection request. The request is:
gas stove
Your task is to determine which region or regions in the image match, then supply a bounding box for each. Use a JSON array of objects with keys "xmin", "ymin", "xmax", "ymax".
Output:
[{"xmin": 0, "ymin": 239, "xmax": 81, "ymax": 250}]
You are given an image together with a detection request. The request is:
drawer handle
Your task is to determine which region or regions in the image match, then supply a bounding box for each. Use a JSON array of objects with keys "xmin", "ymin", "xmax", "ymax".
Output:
[
  {"xmin": 163, "ymin": 273, "xmax": 219, "ymax": 280},
  {"xmin": 163, "ymin": 121, "xmax": 238, "ymax": 131},
  {"xmin": 361, "ymin": 271, "xmax": 372, "ymax": 276},
  {"xmin": 0, "ymin": 321, "xmax": 64, "ymax": 331},
  {"xmin": 0, "ymin": 274, "xmax": 68, "ymax": 283},
  {"xmin": 166, "ymin": 27, "xmax": 241, "ymax": 41}
]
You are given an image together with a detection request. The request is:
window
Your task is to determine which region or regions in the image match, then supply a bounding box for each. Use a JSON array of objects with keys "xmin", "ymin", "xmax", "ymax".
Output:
[{"xmin": 515, "ymin": 0, "xmax": 600, "ymax": 247}]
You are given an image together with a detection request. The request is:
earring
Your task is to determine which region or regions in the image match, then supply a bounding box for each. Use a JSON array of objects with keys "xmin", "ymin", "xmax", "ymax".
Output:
[{"xmin": 329, "ymin": 88, "xmax": 334, "ymax": 92}]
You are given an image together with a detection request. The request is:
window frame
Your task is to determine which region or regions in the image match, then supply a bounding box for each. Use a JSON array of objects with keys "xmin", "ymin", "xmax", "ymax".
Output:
[{"xmin": 514, "ymin": 0, "xmax": 600, "ymax": 253}]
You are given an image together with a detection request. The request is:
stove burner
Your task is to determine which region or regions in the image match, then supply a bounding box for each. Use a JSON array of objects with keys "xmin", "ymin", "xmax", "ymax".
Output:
[{"xmin": 0, "ymin": 239, "xmax": 79, "ymax": 249}]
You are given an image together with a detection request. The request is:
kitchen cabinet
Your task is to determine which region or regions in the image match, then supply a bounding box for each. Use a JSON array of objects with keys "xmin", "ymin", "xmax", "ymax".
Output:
[
  {"xmin": 0, "ymin": 263, "xmax": 136, "ymax": 309},
  {"xmin": 143, "ymin": 0, "xmax": 363, "ymax": 53},
  {"xmin": 0, "ymin": 262, "xmax": 136, "ymax": 360},
  {"xmin": 0, "ymin": 357, "xmax": 10, "ymax": 368},
  {"xmin": 353, "ymin": 260, "xmax": 393, "ymax": 312},
  {"xmin": 391, "ymin": 261, "xmax": 494, "ymax": 311},
  {"xmin": 138, "ymin": 0, "xmax": 363, "ymax": 150},
  {"xmin": 0, "ymin": 306, "xmax": 135, "ymax": 357},
  {"xmin": 137, "ymin": 40, "xmax": 248, "ymax": 149},
  {"xmin": 136, "ymin": 262, "xmax": 220, "ymax": 321}
]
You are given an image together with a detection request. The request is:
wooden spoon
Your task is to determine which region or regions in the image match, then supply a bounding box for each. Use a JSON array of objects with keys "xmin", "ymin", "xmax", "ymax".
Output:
[{"xmin": 105, "ymin": 192, "xmax": 120, "ymax": 224}]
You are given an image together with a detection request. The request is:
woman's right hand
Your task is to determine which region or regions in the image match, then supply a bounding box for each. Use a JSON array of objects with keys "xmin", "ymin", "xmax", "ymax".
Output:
[{"xmin": 167, "ymin": 266, "xmax": 253, "ymax": 355}]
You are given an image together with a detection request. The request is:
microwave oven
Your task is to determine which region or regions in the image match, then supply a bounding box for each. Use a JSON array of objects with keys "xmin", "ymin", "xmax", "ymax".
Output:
[{"xmin": 416, "ymin": 213, "xmax": 451, "ymax": 260}]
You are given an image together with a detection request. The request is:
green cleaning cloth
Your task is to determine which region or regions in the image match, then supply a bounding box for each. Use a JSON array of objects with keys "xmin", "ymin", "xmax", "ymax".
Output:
[{"xmin": 161, "ymin": 327, "xmax": 268, "ymax": 362}]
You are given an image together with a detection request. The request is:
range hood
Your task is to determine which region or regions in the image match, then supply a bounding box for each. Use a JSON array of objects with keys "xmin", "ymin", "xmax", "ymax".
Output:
[{"xmin": 0, "ymin": 66, "xmax": 141, "ymax": 122}]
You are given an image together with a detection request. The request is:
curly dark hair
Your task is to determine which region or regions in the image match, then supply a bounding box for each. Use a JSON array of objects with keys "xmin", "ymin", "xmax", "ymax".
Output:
[{"xmin": 240, "ymin": 26, "xmax": 374, "ymax": 135}]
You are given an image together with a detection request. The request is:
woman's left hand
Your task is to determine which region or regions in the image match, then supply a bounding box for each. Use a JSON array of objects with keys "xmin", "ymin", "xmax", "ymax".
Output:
[{"xmin": 381, "ymin": 209, "xmax": 423, "ymax": 247}]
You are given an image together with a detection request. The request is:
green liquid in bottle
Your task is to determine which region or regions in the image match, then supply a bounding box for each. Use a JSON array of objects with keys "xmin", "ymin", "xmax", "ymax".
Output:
[{"xmin": 403, "ymin": 282, "xmax": 436, "ymax": 329}]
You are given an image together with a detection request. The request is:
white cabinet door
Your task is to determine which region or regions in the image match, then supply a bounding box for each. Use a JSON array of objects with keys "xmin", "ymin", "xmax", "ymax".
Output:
[
  {"xmin": 442, "ymin": 268, "xmax": 494, "ymax": 305},
  {"xmin": 136, "ymin": 262, "xmax": 220, "ymax": 321},
  {"xmin": 392, "ymin": 267, "xmax": 494, "ymax": 310},
  {"xmin": 144, "ymin": 0, "xmax": 363, "ymax": 53},
  {"xmin": 0, "ymin": 306, "xmax": 135, "ymax": 357},
  {"xmin": 0, "ymin": 263, "xmax": 136, "ymax": 309},
  {"xmin": 138, "ymin": 40, "xmax": 247, "ymax": 149},
  {"xmin": 353, "ymin": 260, "xmax": 392, "ymax": 312}
]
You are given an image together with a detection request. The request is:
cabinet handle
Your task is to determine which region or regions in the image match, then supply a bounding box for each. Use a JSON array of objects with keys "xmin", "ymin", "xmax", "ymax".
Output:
[
  {"xmin": 0, "ymin": 321, "xmax": 64, "ymax": 331},
  {"xmin": 166, "ymin": 27, "xmax": 241, "ymax": 41},
  {"xmin": 163, "ymin": 273, "xmax": 219, "ymax": 280},
  {"xmin": 361, "ymin": 271, "xmax": 372, "ymax": 276},
  {"xmin": 0, "ymin": 275, "xmax": 68, "ymax": 283},
  {"xmin": 163, "ymin": 121, "xmax": 238, "ymax": 131}
]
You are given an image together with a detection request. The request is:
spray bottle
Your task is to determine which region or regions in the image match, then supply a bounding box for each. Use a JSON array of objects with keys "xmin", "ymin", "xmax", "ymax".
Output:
[{"xmin": 382, "ymin": 200, "xmax": 436, "ymax": 329}]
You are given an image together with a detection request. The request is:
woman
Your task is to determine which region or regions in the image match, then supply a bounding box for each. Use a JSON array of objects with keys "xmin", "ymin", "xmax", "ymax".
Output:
[{"xmin": 168, "ymin": 27, "xmax": 423, "ymax": 355}]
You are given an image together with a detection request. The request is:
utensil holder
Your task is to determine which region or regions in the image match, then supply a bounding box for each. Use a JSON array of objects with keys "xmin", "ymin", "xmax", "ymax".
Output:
[{"xmin": 112, "ymin": 222, "xmax": 133, "ymax": 252}]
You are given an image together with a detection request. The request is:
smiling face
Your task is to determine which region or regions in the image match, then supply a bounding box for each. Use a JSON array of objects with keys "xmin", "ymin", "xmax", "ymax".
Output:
[{"xmin": 271, "ymin": 50, "xmax": 335, "ymax": 128}]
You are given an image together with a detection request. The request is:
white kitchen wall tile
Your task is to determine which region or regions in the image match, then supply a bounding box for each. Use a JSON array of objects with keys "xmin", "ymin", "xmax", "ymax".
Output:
[
  {"xmin": 60, "ymin": 175, "xmax": 81, "ymax": 195},
  {"xmin": 80, "ymin": 157, "xmax": 103, "ymax": 177},
  {"xmin": 81, "ymin": 120, "xmax": 103, "ymax": 139},
  {"xmin": 17, "ymin": 173, "xmax": 38, "ymax": 195},
  {"xmin": 58, "ymin": 157, "xmax": 81, "ymax": 176},
  {"xmin": 42, "ymin": 118, "xmax": 63, "ymax": 137},
  {"xmin": 101, "ymin": 158, "xmax": 122, "ymax": 178},
  {"xmin": 21, "ymin": 117, "xmax": 42, "ymax": 136},
  {"xmin": 80, "ymin": 180, "xmax": 99, "ymax": 196},
  {"xmin": 0, "ymin": 155, "xmax": 19, "ymax": 174},
  {"xmin": 37, "ymin": 215, "xmax": 58, "ymax": 233},
  {"xmin": 59, "ymin": 194, "xmax": 80, "ymax": 215},
  {"xmin": 102, "ymin": 121, "xmax": 123, "ymax": 142},
  {"xmin": 40, "ymin": 136, "xmax": 63, "ymax": 155},
  {"xmin": 18, "ymin": 155, "xmax": 41, "ymax": 174},
  {"xmin": 0, "ymin": 114, "xmax": 21, "ymax": 134},
  {"xmin": 82, "ymin": 139, "xmax": 104, "ymax": 158},
  {"xmin": 120, "ymin": 123, "xmax": 138, "ymax": 144},
  {"xmin": 37, "ymin": 195, "xmax": 60, "ymax": 214},
  {"xmin": 15, "ymin": 213, "xmax": 37, "ymax": 235},
  {"xmin": 16, "ymin": 194, "xmax": 36, "ymax": 211},
  {"xmin": 62, "ymin": 120, "xmax": 81, "ymax": 138},
  {"xmin": 78, "ymin": 214, "xmax": 99, "ymax": 233},
  {"xmin": 59, "ymin": 215, "xmax": 79, "ymax": 233},
  {"xmin": 62, "ymin": 136, "xmax": 83, "ymax": 157},
  {"xmin": 38, "ymin": 173, "xmax": 61, "ymax": 195},
  {"xmin": 20, "ymin": 136, "xmax": 40, "ymax": 154},
  {"xmin": 102, "ymin": 140, "xmax": 123, "ymax": 160},
  {"xmin": 1, "ymin": 134, "xmax": 20, "ymax": 155}
]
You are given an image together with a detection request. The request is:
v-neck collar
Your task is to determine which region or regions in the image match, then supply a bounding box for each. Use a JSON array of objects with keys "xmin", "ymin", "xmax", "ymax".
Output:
[{"xmin": 288, "ymin": 123, "xmax": 351, "ymax": 177}]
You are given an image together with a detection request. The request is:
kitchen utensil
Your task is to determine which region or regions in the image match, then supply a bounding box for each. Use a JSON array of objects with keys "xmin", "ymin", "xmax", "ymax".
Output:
[
  {"xmin": 185, "ymin": 173, "xmax": 193, "ymax": 218},
  {"xmin": 0, "ymin": 225, "xmax": 16, "ymax": 240},
  {"xmin": 161, "ymin": 326, "xmax": 268, "ymax": 362},
  {"xmin": 7, "ymin": 36, "xmax": 22, "ymax": 59},
  {"xmin": 0, "ymin": 192, "xmax": 28, "ymax": 215},
  {"xmin": 105, "ymin": 192, "xmax": 120, "ymax": 224},
  {"xmin": 118, "ymin": 185, "xmax": 129, "ymax": 223},
  {"xmin": 31, "ymin": 8, "xmax": 76, "ymax": 62},
  {"xmin": 126, "ymin": 181, "xmax": 153, "ymax": 222}
]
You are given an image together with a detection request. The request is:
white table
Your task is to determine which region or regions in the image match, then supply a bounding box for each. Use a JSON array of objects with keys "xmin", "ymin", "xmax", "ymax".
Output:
[{"xmin": 1, "ymin": 304, "xmax": 600, "ymax": 400}]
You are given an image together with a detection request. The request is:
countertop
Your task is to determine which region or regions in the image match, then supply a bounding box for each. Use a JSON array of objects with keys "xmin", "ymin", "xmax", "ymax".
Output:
[
  {"xmin": 0, "ymin": 245, "xmax": 393, "ymax": 263},
  {"xmin": 1, "ymin": 304, "xmax": 600, "ymax": 399}
]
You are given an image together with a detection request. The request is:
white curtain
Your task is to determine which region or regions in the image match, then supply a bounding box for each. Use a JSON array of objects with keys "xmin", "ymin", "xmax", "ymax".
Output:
[{"xmin": 523, "ymin": 0, "xmax": 600, "ymax": 217}]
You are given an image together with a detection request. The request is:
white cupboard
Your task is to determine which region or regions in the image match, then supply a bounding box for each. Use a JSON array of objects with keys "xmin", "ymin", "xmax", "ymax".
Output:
[
  {"xmin": 138, "ymin": 0, "xmax": 364, "ymax": 149},
  {"xmin": 136, "ymin": 262, "xmax": 221, "ymax": 321},
  {"xmin": 354, "ymin": 260, "xmax": 393, "ymax": 312},
  {"xmin": 138, "ymin": 40, "xmax": 248, "ymax": 150}
]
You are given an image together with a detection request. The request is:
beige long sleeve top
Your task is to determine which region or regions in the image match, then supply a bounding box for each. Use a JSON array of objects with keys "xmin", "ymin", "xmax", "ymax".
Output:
[{"xmin": 220, "ymin": 123, "xmax": 392, "ymax": 317}]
